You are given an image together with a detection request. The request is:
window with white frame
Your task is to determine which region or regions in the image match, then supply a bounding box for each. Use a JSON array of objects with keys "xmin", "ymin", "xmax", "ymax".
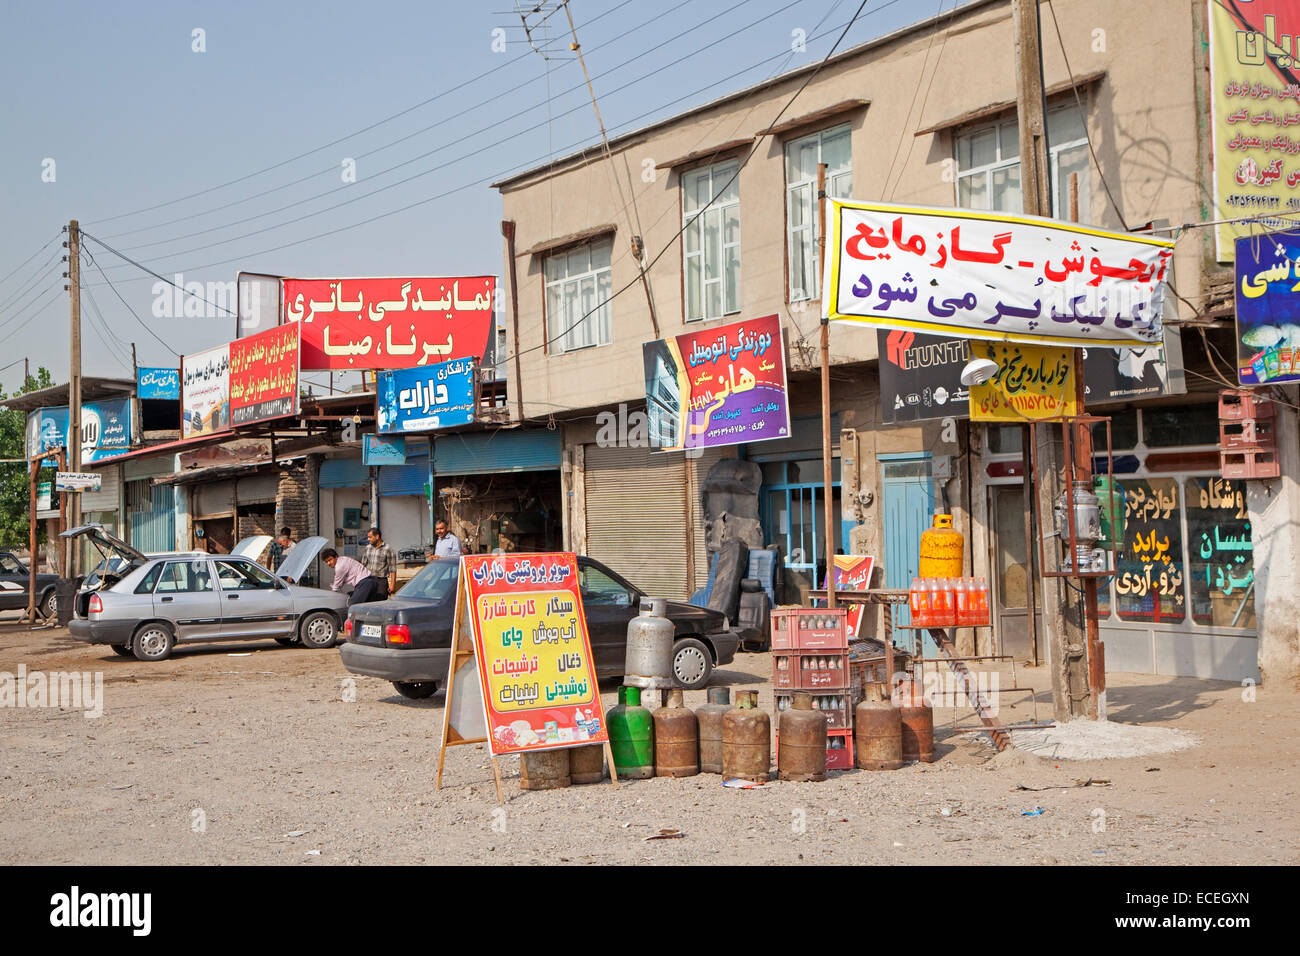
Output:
[
  {"xmin": 786, "ymin": 124, "xmax": 852, "ymax": 302},
  {"xmin": 954, "ymin": 104, "xmax": 1092, "ymax": 221},
  {"xmin": 544, "ymin": 238, "xmax": 612, "ymax": 353},
  {"xmin": 682, "ymin": 161, "xmax": 741, "ymax": 322}
]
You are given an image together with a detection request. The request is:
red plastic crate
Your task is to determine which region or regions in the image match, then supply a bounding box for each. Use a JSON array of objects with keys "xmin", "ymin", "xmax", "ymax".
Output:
[
  {"xmin": 1221, "ymin": 447, "xmax": 1280, "ymax": 479},
  {"xmin": 1219, "ymin": 390, "xmax": 1274, "ymax": 421},
  {"xmin": 774, "ymin": 729, "xmax": 855, "ymax": 771},
  {"xmin": 1220, "ymin": 417, "xmax": 1276, "ymax": 451},
  {"xmin": 773, "ymin": 651, "xmax": 851, "ymax": 690},
  {"xmin": 772, "ymin": 653, "xmax": 798, "ymax": 689},
  {"xmin": 771, "ymin": 607, "xmax": 848, "ymax": 650},
  {"xmin": 776, "ymin": 691, "xmax": 853, "ymax": 731}
]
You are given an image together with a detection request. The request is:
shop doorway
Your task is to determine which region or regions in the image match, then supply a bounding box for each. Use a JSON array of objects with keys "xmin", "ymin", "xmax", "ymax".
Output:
[
  {"xmin": 988, "ymin": 483, "xmax": 1038, "ymax": 662},
  {"xmin": 881, "ymin": 454, "xmax": 934, "ymax": 654},
  {"xmin": 196, "ymin": 517, "xmax": 234, "ymax": 554}
]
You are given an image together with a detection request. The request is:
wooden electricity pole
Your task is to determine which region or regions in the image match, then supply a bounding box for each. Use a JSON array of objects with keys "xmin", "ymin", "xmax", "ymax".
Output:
[
  {"xmin": 1012, "ymin": 0, "xmax": 1095, "ymax": 719},
  {"xmin": 67, "ymin": 220, "xmax": 82, "ymax": 577}
]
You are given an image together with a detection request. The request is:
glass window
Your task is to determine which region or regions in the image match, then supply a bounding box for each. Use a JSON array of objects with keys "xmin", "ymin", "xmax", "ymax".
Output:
[
  {"xmin": 580, "ymin": 565, "xmax": 631, "ymax": 606},
  {"xmin": 544, "ymin": 237, "xmax": 612, "ymax": 353},
  {"xmin": 786, "ymin": 124, "xmax": 852, "ymax": 301},
  {"xmin": 134, "ymin": 562, "xmax": 165, "ymax": 594},
  {"xmin": 1184, "ymin": 477, "xmax": 1255, "ymax": 628},
  {"xmin": 1114, "ymin": 478, "xmax": 1185, "ymax": 624},
  {"xmin": 1143, "ymin": 404, "xmax": 1219, "ymax": 447},
  {"xmin": 987, "ymin": 425, "xmax": 1024, "ymax": 455},
  {"xmin": 397, "ymin": 560, "xmax": 459, "ymax": 602},
  {"xmin": 214, "ymin": 559, "xmax": 278, "ymax": 590},
  {"xmin": 682, "ymin": 161, "xmax": 741, "ymax": 322},
  {"xmin": 0, "ymin": 555, "xmax": 22, "ymax": 574},
  {"xmin": 1093, "ymin": 409, "xmax": 1139, "ymax": 451},
  {"xmin": 156, "ymin": 560, "xmax": 215, "ymax": 594}
]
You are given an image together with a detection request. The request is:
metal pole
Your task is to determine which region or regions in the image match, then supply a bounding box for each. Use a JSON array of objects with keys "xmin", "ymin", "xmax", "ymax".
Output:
[
  {"xmin": 817, "ymin": 162, "xmax": 836, "ymax": 609},
  {"xmin": 67, "ymin": 220, "xmax": 82, "ymax": 575},
  {"xmin": 26, "ymin": 454, "xmax": 38, "ymax": 622}
]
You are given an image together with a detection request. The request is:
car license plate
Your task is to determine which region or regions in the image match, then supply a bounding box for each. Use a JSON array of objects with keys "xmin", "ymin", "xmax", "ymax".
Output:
[{"xmin": 361, "ymin": 624, "xmax": 381, "ymax": 638}]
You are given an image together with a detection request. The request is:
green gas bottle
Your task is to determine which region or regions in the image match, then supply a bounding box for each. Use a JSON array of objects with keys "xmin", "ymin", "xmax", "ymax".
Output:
[{"xmin": 608, "ymin": 685, "xmax": 655, "ymax": 779}]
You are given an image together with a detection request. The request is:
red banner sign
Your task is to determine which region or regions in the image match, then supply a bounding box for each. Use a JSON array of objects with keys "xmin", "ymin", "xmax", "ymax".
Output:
[
  {"xmin": 282, "ymin": 276, "xmax": 495, "ymax": 371},
  {"xmin": 230, "ymin": 323, "xmax": 300, "ymax": 427},
  {"xmin": 833, "ymin": 555, "xmax": 876, "ymax": 639}
]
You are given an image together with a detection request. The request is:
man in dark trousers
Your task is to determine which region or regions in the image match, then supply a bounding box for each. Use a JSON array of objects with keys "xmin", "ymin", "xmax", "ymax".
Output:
[{"xmin": 351, "ymin": 526, "xmax": 397, "ymax": 604}]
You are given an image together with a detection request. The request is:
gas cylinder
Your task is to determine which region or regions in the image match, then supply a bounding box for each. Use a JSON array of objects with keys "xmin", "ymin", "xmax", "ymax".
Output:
[
  {"xmin": 1093, "ymin": 475, "xmax": 1126, "ymax": 548},
  {"xmin": 654, "ymin": 689, "xmax": 700, "ymax": 777},
  {"xmin": 919, "ymin": 513, "xmax": 964, "ymax": 579},
  {"xmin": 722, "ymin": 690, "xmax": 771, "ymax": 783},
  {"xmin": 623, "ymin": 597, "xmax": 675, "ymax": 690},
  {"xmin": 608, "ymin": 685, "xmax": 655, "ymax": 779},
  {"xmin": 778, "ymin": 692, "xmax": 827, "ymax": 782},
  {"xmin": 569, "ymin": 744, "xmax": 605, "ymax": 784},
  {"xmin": 854, "ymin": 682, "xmax": 903, "ymax": 771},
  {"xmin": 893, "ymin": 679, "xmax": 934, "ymax": 763},
  {"xmin": 519, "ymin": 749, "xmax": 571, "ymax": 790},
  {"xmin": 696, "ymin": 686, "xmax": 731, "ymax": 774}
]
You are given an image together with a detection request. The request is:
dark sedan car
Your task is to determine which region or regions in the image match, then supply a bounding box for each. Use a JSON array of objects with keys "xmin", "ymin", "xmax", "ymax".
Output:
[
  {"xmin": 0, "ymin": 551, "xmax": 59, "ymax": 619},
  {"xmin": 341, "ymin": 555, "xmax": 739, "ymax": 698}
]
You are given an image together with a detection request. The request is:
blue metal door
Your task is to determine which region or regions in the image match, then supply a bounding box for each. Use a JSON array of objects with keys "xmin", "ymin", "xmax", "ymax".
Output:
[{"xmin": 881, "ymin": 455, "xmax": 935, "ymax": 656}]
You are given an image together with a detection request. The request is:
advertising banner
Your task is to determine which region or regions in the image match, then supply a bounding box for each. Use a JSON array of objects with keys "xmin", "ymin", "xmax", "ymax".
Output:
[
  {"xmin": 824, "ymin": 199, "xmax": 1175, "ymax": 348},
  {"xmin": 1233, "ymin": 228, "xmax": 1300, "ymax": 383},
  {"xmin": 968, "ymin": 342, "xmax": 1080, "ymax": 422},
  {"xmin": 282, "ymin": 275, "xmax": 496, "ymax": 371},
  {"xmin": 361, "ymin": 433, "xmax": 407, "ymax": 466},
  {"xmin": 55, "ymin": 472, "xmax": 102, "ymax": 492},
  {"xmin": 1209, "ymin": 1, "xmax": 1300, "ymax": 262},
  {"xmin": 25, "ymin": 399, "xmax": 132, "ymax": 463},
  {"xmin": 136, "ymin": 367, "xmax": 179, "ymax": 400},
  {"xmin": 230, "ymin": 323, "xmax": 300, "ymax": 426},
  {"xmin": 642, "ymin": 314, "xmax": 790, "ymax": 452},
  {"xmin": 458, "ymin": 552, "xmax": 607, "ymax": 755},
  {"xmin": 377, "ymin": 357, "xmax": 477, "ymax": 434},
  {"xmin": 832, "ymin": 555, "xmax": 876, "ymax": 639},
  {"xmin": 181, "ymin": 344, "xmax": 231, "ymax": 438}
]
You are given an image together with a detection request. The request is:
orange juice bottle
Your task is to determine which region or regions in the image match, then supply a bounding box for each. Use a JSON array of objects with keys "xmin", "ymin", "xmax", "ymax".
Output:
[
  {"xmin": 955, "ymin": 577, "xmax": 971, "ymax": 626},
  {"xmin": 974, "ymin": 576, "xmax": 990, "ymax": 626}
]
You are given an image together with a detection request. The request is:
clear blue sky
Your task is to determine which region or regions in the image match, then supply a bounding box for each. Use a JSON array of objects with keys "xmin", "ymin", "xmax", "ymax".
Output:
[{"xmin": 0, "ymin": 0, "xmax": 953, "ymax": 396}]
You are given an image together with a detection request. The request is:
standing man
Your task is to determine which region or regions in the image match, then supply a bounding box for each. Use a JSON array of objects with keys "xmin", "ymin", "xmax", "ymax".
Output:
[
  {"xmin": 431, "ymin": 519, "xmax": 463, "ymax": 560},
  {"xmin": 352, "ymin": 526, "xmax": 397, "ymax": 604},
  {"xmin": 322, "ymin": 548, "xmax": 371, "ymax": 605},
  {"xmin": 267, "ymin": 527, "xmax": 295, "ymax": 571}
]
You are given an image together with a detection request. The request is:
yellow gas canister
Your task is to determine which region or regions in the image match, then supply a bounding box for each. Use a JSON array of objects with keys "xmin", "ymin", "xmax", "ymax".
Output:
[{"xmin": 918, "ymin": 513, "xmax": 964, "ymax": 578}]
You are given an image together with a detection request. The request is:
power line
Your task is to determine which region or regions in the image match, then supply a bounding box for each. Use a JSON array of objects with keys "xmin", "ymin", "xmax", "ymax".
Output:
[
  {"xmin": 84, "ymin": 0, "xmax": 640, "ymax": 229},
  {"xmin": 0, "ymin": 233, "xmax": 60, "ymax": 289},
  {"xmin": 0, "ymin": 249, "xmax": 64, "ymax": 314},
  {"xmin": 80, "ymin": 243, "xmax": 184, "ymax": 357},
  {"xmin": 0, "ymin": 282, "xmax": 64, "ymax": 348},
  {"xmin": 80, "ymin": 231, "xmax": 235, "ymax": 317}
]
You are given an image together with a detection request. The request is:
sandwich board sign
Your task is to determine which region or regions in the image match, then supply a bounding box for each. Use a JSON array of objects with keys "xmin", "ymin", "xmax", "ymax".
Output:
[{"xmin": 436, "ymin": 552, "xmax": 616, "ymax": 802}]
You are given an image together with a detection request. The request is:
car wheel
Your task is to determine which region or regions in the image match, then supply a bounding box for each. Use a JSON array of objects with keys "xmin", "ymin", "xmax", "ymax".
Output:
[
  {"xmin": 273, "ymin": 636, "xmax": 298, "ymax": 647},
  {"xmin": 132, "ymin": 623, "xmax": 175, "ymax": 662},
  {"xmin": 392, "ymin": 681, "xmax": 439, "ymax": 700},
  {"xmin": 298, "ymin": 611, "xmax": 338, "ymax": 649},
  {"xmin": 671, "ymin": 637, "xmax": 713, "ymax": 691},
  {"xmin": 40, "ymin": 590, "xmax": 58, "ymax": 620},
  {"xmin": 110, "ymin": 643, "xmax": 134, "ymax": 658}
]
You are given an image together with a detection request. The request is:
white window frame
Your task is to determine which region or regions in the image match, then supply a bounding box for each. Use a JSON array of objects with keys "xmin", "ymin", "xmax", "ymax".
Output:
[
  {"xmin": 544, "ymin": 238, "xmax": 612, "ymax": 354},
  {"xmin": 682, "ymin": 161, "xmax": 741, "ymax": 322},
  {"xmin": 785, "ymin": 124, "xmax": 853, "ymax": 303},
  {"xmin": 954, "ymin": 104, "xmax": 1091, "ymax": 221}
]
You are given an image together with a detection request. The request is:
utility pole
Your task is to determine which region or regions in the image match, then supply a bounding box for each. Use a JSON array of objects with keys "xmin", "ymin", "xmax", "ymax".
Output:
[
  {"xmin": 817, "ymin": 163, "xmax": 836, "ymax": 608},
  {"xmin": 67, "ymin": 220, "xmax": 82, "ymax": 577},
  {"xmin": 1012, "ymin": 0, "xmax": 1095, "ymax": 720}
]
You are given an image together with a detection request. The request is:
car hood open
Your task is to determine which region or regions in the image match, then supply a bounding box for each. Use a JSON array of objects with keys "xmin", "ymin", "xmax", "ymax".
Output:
[{"xmin": 275, "ymin": 536, "xmax": 327, "ymax": 582}]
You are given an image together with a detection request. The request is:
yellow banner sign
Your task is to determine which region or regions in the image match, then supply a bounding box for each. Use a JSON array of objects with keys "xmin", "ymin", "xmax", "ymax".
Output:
[{"xmin": 968, "ymin": 342, "xmax": 1078, "ymax": 422}]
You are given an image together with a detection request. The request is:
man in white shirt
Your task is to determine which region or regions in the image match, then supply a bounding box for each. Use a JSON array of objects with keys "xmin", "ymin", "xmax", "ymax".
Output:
[{"xmin": 432, "ymin": 520, "xmax": 463, "ymax": 559}]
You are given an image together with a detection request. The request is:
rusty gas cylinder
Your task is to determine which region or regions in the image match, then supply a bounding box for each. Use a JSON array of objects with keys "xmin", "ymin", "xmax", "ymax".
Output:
[
  {"xmin": 519, "ymin": 748, "xmax": 571, "ymax": 790},
  {"xmin": 654, "ymin": 688, "xmax": 700, "ymax": 777},
  {"xmin": 722, "ymin": 690, "xmax": 771, "ymax": 783},
  {"xmin": 696, "ymin": 686, "xmax": 731, "ymax": 774},
  {"xmin": 569, "ymin": 744, "xmax": 605, "ymax": 784},
  {"xmin": 854, "ymin": 682, "xmax": 903, "ymax": 771},
  {"xmin": 778, "ymin": 692, "xmax": 827, "ymax": 782},
  {"xmin": 893, "ymin": 679, "xmax": 934, "ymax": 763}
]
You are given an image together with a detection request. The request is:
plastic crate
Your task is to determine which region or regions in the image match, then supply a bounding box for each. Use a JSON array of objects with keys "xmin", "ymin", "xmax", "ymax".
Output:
[
  {"xmin": 773, "ymin": 651, "xmax": 851, "ymax": 690},
  {"xmin": 776, "ymin": 691, "xmax": 853, "ymax": 731},
  {"xmin": 772, "ymin": 653, "xmax": 798, "ymax": 689},
  {"xmin": 771, "ymin": 607, "xmax": 849, "ymax": 650},
  {"xmin": 1219, "ymin": 389, "xmax": 1275, "ymax": 421},
  {"xmin": 1221, "ymin": 447, "xmax": 1280, "ymax": 479},
  {"xmin": 1220, "ymin": 417, "xmax": 1276, "ymax": 451}
]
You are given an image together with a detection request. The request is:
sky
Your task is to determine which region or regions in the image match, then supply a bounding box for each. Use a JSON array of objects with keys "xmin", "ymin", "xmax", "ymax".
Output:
[{"xmin": 0, "ymin": 0, "xmax": 953, "ymax": 397}]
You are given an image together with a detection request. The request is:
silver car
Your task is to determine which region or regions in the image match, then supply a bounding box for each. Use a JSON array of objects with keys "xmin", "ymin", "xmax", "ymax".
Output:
[{"xmin": 64, "ymin": 525, "xmax": 349, "ymax": 662}]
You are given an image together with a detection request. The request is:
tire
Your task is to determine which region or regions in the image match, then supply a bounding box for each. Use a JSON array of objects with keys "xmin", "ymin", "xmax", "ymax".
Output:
[
  {"xmin": 298, "ymin": 611, "xmax": 338, "ymax": 649},
  {"xmin": 110, "ymin": 643, "xmax": 134, "ymax": 658},
  {"xmin": 274, "ymin": 636, "xmax": 298, "ymax": 647},
  {"xmin": 132, "ymin": 622, "xmax": 175, "ymax": 662},
  {"xmin": 392, "ymin": 681, "xmax": 439, "ymax": 700},
  {"xmin": 671, "ymin": 637, "xmax": 714, "ymax": 691},
  {"xmin": 40, "ymin": 590, "xmax": 58, "ymax": 620}
]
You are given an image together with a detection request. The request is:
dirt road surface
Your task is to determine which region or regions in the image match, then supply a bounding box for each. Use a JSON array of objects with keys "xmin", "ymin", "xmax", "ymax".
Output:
[{"xmin": 2, "ymin": 619, "xmax": 1296, "ymax": 865}]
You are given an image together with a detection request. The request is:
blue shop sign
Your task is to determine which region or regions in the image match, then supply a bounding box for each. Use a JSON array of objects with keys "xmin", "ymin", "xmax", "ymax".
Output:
[
  {"xmin": 137, "ymin": 367, "xmax": 180, "ymax": 400},
  {"xmin": 376, "ymin": 358, "xmax": 476, "ymax": 434},
  {"xmin": 362, "ymin": 434, "xmax": 407, "ymax": 466}
]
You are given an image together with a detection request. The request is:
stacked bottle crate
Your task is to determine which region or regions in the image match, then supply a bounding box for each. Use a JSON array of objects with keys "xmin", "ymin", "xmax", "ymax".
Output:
[{"xmin": 772, "ymin": 608, "xmax": 853, "ymax": 769}]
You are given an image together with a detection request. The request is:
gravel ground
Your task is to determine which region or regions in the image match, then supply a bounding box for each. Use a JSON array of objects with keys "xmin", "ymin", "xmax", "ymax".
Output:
[{"xmin": 1, "ymin": 619, "xmax": 1297, "ymax": 865}]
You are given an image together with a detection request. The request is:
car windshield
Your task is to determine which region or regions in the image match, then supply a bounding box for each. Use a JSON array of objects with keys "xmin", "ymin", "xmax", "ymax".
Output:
[{"xmin": 397, "ymin": 560, "xmax": 460, "ymax": 602}]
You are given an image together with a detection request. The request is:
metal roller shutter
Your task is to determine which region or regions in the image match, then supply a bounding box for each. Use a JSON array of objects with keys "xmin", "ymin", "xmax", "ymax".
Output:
[
  {"xmin": 584, "ymin": 444, "xmax": 692, "ymax": 601},
  {"xmin": 378, "ymin": 455, "xmax": 429, "ymax": 496},
  {"xmin": 320, "ymin": 458, "xmax": 368, "ymax": 489},
  {"xmin": 235, "ymin": 473, "xmax": 279, "ymax": 504},
  {"xmin": 82, "ymin": 464, "xmax": 121, "ymax": 513},
  {"xmin": 194, "ymin": 480, "xmax": 235, "ymax": 518},
  {"xmin": 434, "ymin": 430, "xmax": 561, "ymax": 476}
]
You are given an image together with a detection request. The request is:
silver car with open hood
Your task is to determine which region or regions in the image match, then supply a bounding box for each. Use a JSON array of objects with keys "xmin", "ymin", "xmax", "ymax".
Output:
[{"xmin": 63, "ymin": 525, "xmax": 348, "ymax": 662}]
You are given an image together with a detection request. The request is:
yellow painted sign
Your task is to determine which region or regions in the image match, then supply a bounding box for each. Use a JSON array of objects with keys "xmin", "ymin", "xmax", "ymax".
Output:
[
  {"xmin": 1209, "ymin": 1, "xmax": 1300, "ymax": 261},
  {"xmin": 968, "ymin": 342, "xmax": 1078, "ymax": 422}
]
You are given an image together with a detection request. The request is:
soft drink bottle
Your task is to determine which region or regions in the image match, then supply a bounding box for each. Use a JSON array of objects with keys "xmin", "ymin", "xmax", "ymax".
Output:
[
  {"xmin": 925, "ymin": 577, "xmax": 940, "ymax": 628},
  {"xmin": 939, "ymin": 577, "xmax": 956, "ymax": 626},
  {"xmin": 954, "ymin": 577, "xmax": 970, "ymax": 626},
  {"xmin": 975, "ymin": 576, "xmax": 990, "ymax": 626},
  {"xmin": 910, "ymin": 576, "xmax": 923, "ymax": 624}
]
